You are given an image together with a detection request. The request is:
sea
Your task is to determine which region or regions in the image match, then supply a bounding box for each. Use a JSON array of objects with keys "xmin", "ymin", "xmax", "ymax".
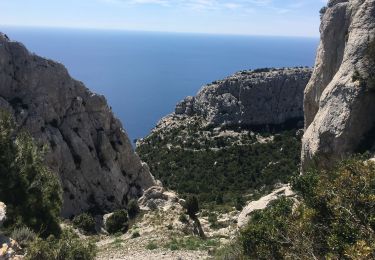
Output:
[{"xmin": 2, "ymin": 27, "xmax": 319, "ymax": 142}]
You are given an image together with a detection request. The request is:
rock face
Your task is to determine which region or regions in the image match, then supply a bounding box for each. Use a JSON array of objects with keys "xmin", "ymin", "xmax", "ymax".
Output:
[
  {"xmin": 237, "ymin": 185, "xmax": 294, "ymax": 228},
  {"xmin": 0, "ymin": 33, "xmax": 156, "ymax": 217},
  {"xmin": 176, "ymin": 68, "xmax": 312, "ymax": 129},
  {"xmin": 302, "ymin": 0, "xmax": 375, "ymax": 169},
  {"xmin": 0, "ymin": 202, "xmax": 5, "ymax": 227}
]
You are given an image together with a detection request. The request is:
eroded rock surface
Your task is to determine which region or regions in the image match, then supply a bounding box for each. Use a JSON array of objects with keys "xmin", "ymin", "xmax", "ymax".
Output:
[
  {"xmin": 0, "ymin": 33, "xmax": 156, "ymax": 217},
  {"xmin": 237, "ymin": 184, "xmax": 295, "ymax": 228},
  {"xmin": 176, "ymin": 68, "xmax": 311, "ymax": 129},
  {"xmin": 302, "ymin": 0, "xmax": 375, "ymax": 169}
]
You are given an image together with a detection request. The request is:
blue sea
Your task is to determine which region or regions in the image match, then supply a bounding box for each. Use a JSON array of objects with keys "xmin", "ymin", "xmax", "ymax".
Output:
[{"xmin": 2, "ymin": 27, "xmax": 318, "ymax": 141}]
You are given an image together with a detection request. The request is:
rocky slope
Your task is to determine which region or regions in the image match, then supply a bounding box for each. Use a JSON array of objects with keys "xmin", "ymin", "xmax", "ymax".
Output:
[
  {"xmin": 176, "ymin": 67, "xmax": 312, "ymax": 129},
  {"xmin": 0, "ymin": 33, "xmax": 156, "ymax": 217},
  {"xmin": 302, "ymin": 0, "xmax": 375, "ymax": 169}
]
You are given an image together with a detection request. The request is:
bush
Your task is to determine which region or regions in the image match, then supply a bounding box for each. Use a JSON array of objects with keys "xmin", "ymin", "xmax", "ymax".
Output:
[
  {"xmin": 146, "ymin": 240, "xmax": 158, "ymax": 250},
  {"xmin": 241, "ymin": 197, "xmax": 294, "ymax": 259},
  {"xmin": 72, "ymin": 213, "xmax": 96, "ymax": 234},
  {"xmin": 105, "ymin": 210, "xmax": 129, "ymax": 234},
  {"xmin": 178, "ymin": 213, "xmax": 189, "ymax": 224},
  {"xmin": 240, "ymin": 158, "xmax": 375, "ymax": 259},
  {"xmin": 185, "ymin": 196, "xmax": 199, "ymax": 219},
  {"xmin": 25, "ymin": 229, "xmax": 97, "ymax": 260},
  {"xmin": 11, "ymin": 226, "xmax": 36, "ymax": 248},
  {"xmin": 235, "ymin": 196, "xmax": 246, "ymax": 211},
  {"xmin": 319, "ymin": 6, "xmax": 327, "ymax": 17},
  {"xmin": 0, "ymin": 111, "xmax": 62, "ymax": 237},
  {"xmin": 208, "ymin": 213, "xmax": 219, "ymax": 229},
  {"xmin": 127, "ymin": 199, "xmax": 140, "ymax": 219},
  {"xmin": 131, "ymin": 230, "xmax": 140, "ymax": 239}
]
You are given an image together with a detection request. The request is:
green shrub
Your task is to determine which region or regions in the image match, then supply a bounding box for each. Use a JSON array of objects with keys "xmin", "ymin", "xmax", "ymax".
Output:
[
  {"xmin": 72, "ymin": 213, "xmax": 96, "ymax": 234},
  {"xmin": 131, "ymin": 230, "xmax": 140, "ymax": 239},
  {"xmin": 241, "ymin": 197, "xmax": 294, "ymax": 259},
  {"xmin": 178, "ymin": 213, "xmax": 188, "ymax": 224},
  {"xmin": 234, "ymin": 196, "xmax": 246, "ymax": 211},
  {"xmin": 240, "ymin": 158, "xmax": 375, "ymax": 259},
  {"xmin": 127, "ymin": 199, "xmax": 140, "ymax": 219},
  {"xmin": 214, "ymin": 241, "xmax": 243, "ymax": 260},
  {"xmin": 105, "ymin": 210, "xmax": 129, "ymax": 234},
  {"xmin": 11, "ymin": 226, "xmax": 36, "ymax": 248},
  {"xmin": 146, "ymin": 240, "xmax": 158, "ymax": 250},
  {"xmin": 208, "ymin": 213, "xmax": 219, "ymax": 229},
  {"xmin": 164, "ymin": 236, "xmax": 219, "ymax": 251},
  {"xmin": 25, "ymin": 229, "xmax": 97, "ymax": 260},
  {"xmin": 185, "ymin": 196, "xmax": 199, "ymax": 218},
  {"xmin": 0, "ymin": 111, "xmax": 62, "ymax": 237},
  {"xmin": 137, "ymin": 124, "xmax": 301, "ymax": 210}
]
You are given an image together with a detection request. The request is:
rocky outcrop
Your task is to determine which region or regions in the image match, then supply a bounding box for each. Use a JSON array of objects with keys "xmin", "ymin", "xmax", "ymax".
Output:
[
  {"xmin": 237, "ymin": 185, "xmax": 295, "ymax": 228},
  {"xmin": 176, "ymin": 68, "xmax": 312, "ymax": 129},
  {"xmin": 302, "ymin": 0, "xmax": 375, "ymax": 169},
  {"xmin": 138, "ymin": 186, "xmax": 181, "ymax": 212},
  {"xmin": 0, "ymin": 33, "xmax": 156, "ymax": 217}
]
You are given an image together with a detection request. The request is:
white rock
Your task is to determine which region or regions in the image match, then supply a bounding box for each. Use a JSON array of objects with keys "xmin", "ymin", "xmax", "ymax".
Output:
[
  {"xmin": 0, "ymin": 203, "xmax": 5, "ymax": 227},
  {"xmin": 175, "ymin": 68, "xmax": 311, "ymax": 128},
  {"xmin": 302, "ymin": 0, "xmax": 375, "ymax": 169},
  {"xmin": 0, "ymin": 34, "xmax": 157, "ymax": 217},
  {"xmin": 237, "ymin": 184, "xmax": 294, "ymax": 228}
]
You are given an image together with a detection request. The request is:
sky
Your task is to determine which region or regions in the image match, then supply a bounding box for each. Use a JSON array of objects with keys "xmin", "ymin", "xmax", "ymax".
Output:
[{"xmin": 0, "ymin": 0, "xmax": 327, "ymax": 37}]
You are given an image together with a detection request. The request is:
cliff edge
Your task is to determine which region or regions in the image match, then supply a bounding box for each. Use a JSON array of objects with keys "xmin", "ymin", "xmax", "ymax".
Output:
[
  {"xmin": 302, "ymin": 0, "xmax": 375, "ymax": 169},
  {"xmin": 0, "ymin": 33, "xmax": 156, "ymax": 217},
  {"xmin": 175, "ymin": 67, "xmax": 312, "ymax": 129}
]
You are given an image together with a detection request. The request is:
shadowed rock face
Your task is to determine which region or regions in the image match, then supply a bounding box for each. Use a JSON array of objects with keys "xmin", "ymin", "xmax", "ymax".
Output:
[
  {"xmin": 0, "ymin": 33, "xmax": 156, "ymax": 217},
  {"xmin": 302, "ymin": 0, "xmax": 375, "ymax": 170},
  {"xmin": 175, "ymin": 68, "xmax": 312, "ymax": 130}
]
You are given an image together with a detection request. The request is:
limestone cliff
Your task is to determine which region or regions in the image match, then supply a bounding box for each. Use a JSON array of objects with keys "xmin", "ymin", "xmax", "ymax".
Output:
[
  {"xmin": 176, "ymin": 67, "xmax": 311, "ymax": 129},
  {"xmin": 302, "ymin": 0, "xmax": 375, "ymax": 169},
  {"xmin": 0, "ymin": 33, "xmax": 156, "ymax": 217}
]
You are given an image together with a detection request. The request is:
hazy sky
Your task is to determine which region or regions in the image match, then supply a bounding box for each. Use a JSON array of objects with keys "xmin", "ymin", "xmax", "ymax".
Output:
[{"xmin": 0, "ymin": 0, "xmax": 327, "ymax": 37}]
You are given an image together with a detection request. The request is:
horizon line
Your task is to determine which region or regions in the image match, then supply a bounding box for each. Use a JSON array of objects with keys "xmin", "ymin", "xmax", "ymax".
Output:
[{"xmin": 0, "ymin": 24, "xmax": 320, "ymax": 39}]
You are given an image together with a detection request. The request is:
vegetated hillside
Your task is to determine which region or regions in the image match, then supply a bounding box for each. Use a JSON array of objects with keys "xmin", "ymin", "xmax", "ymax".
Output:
[
  {"xmin": 137, "ymin": 116, "xmax": 301, "ymax": 209},
  {"xmin": 137, "ymin": 68, "xmax": 308, "ymax": 209},
  {"xmin": 217, "ymin": 157, "xmax": 375, "ymax": 259}
]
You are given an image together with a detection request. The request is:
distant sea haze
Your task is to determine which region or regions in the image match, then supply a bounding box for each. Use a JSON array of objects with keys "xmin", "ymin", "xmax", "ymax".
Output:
[{"xmin": 3, "ymin": 27, "xmax": 319, "ymax": 142}]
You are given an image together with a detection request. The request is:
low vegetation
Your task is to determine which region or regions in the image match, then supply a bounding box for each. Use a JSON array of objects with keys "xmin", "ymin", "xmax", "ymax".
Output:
[
  {"xmin": 137, "ymin": 117, "xmax": 301, "ymax": 209},
  {"xmin": 105, "ymin": 209, "xmax": 129, "ymax": 234},
  {"xmin": 0, "ymin": 111, "xmax": 62, "ymax": 237},
  {"xmin": 0, "ymin": 111, "xmax": 97, "ymax": 259},
  {"xmin": 127, "ymin": 199, "xmax": 140, "ymax": 219},
  {"xmin": 164, "ymin": 236, "xmax": 219, "ymax": 251},
  {"xmin": 26, "ymin": 229, "xmax": 97, "ymax": 260},
  {"xmin": 185, "ymin": 196, "xmax": 205, "ymax": 238},
  {"xmin": 217, "ymin": 157, "xmax": 375, "ymax": 259},
  {"xmin": 72, "ymin": 213, "xmax": 96, "ymax": 234}
]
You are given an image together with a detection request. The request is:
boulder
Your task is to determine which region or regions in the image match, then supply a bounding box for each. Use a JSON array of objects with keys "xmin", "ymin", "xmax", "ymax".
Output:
[{"xmin": 138, "ymin": 186, "xmax": 180, "ymax": 211}]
